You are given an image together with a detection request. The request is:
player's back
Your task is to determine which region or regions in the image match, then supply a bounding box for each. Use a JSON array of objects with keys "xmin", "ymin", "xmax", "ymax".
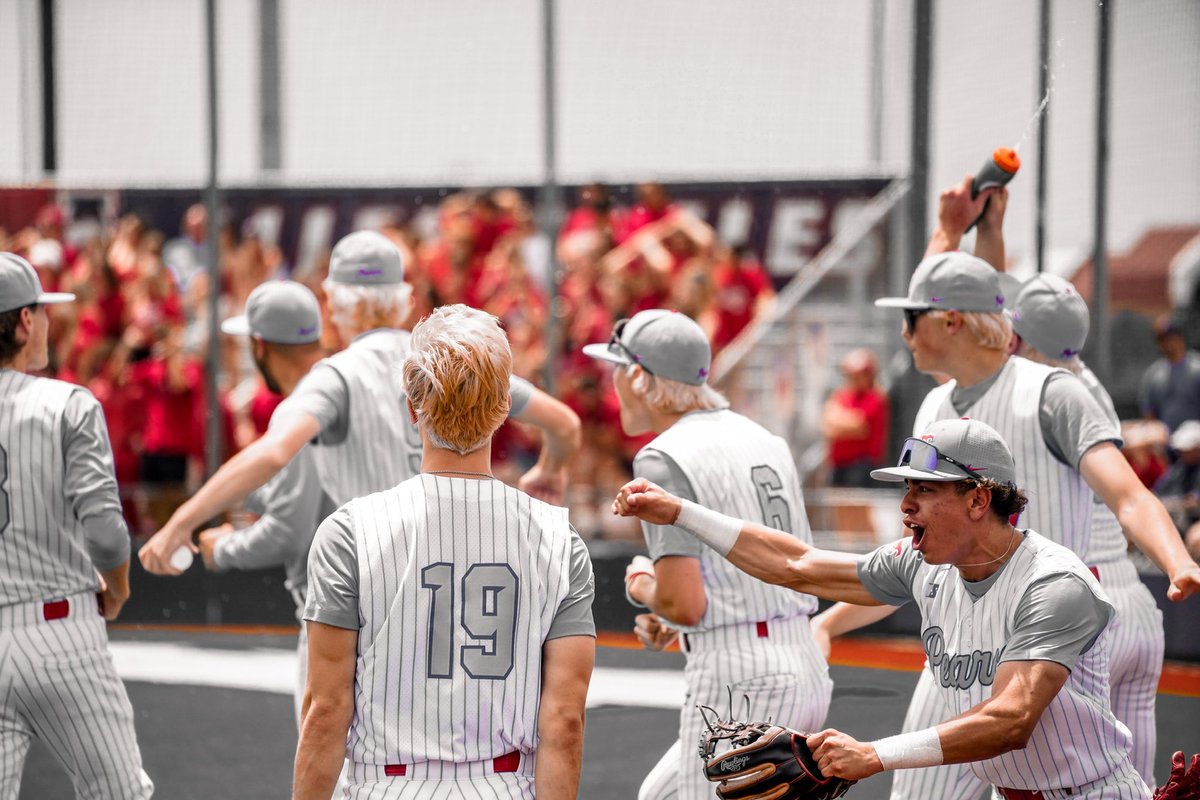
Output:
[
  {"xmin": 310, "ymin": 328, "xmax": 422, "ymax": 505},
  {"xmin": 642, "ymin": 408, "xmax": 819, "ymax": 629},
  {"xmin": 347, "ymin": 474, "xmax": 578, "ymax": 767},
  {"xmin": 0, "ymin": 369, "xmax": 100, "ymax": 604}
]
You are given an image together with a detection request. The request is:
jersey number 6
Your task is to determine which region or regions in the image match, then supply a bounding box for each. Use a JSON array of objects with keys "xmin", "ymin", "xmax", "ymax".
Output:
[{"xmin": 421, "ymin": 562, "xmax": 520, "ymax": 681}]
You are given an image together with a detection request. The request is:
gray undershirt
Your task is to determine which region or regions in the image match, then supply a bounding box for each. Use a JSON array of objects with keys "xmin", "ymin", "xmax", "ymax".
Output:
[
  {"xmin": 949, "ymin": 366, "xmax": 1121, "ymax": 468},
  {"xmin": 856, "ymin": 534, "xmax": 1111, "ymax": 671},
  {"xmin": 304, "ymin": 502, "xmax": 595, "ymax": 640},
  {"xmin": 62, "ymin": 391, "xmax": 130, "ymax": 570}
]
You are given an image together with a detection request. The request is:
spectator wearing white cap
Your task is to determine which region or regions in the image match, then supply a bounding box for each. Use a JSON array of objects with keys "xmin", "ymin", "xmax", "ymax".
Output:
[
  {"xmin": 584, "ymin": 309, "xmax": 832, "ymax": 800},
  {"xmin": 141, "ymin": 231, "xmax": 582, "ymax": 575}
]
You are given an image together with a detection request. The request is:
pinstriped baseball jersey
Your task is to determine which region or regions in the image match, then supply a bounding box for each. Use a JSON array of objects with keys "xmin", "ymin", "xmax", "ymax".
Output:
[
  {"xmin": 309, "ymin": 329, "xmax": 421, "ymax": 506},
  {"xmin": 1075, "ymin": 365, "xmax": 1128, "ymax": 566},
  {"xmin": 640, "ymin": 409, "xmax": 819, "ymax": 632},
  {"xmin": 914, "ymin": 357, "xmax": 1093, "ymax": 556},
  {"xmin": 904, "ymin": 532, "xmax": 1134, "ymax": 791},
  {"xmin": 347, "ymin": 475, "xmax": 579, "ymax": 766},
  {"xmin": 0, "ymin": 370, "xmax": 101, "ymax": 604}
]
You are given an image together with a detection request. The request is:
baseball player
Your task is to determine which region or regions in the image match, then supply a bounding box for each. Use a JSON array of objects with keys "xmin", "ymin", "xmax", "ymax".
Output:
[
  {"xmin": 296, "ymin": 304, "xmax": 595, "ymax": 800},
  {"xmin": 614, "ymin": 417, "xmax": 1154, "ymax": 799},
  {"xmin": 140, "ymin": 230, "xmax": 582, "ymax": 575},
  {"xmin": 0, "ymin": 253, "xmax": 153, "ymax": 798},
  {"xmin": 583, "ymin": 309, "xmax": 832, "ymax": 800},
  {"xmin": 189, "ymin": 280, "xmax": 336, "ymax": 724}
]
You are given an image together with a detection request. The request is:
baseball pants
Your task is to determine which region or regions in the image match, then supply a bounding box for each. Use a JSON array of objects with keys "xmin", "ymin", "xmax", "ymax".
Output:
[
  {"xmin": 1093, "ymin": 559, "xmax": 1163, "ymax": 788},
  {"xmin": 638, "ymin": 616, "xmax": 833, "ymax": 800},
  {"xmin": 990, "ymin": 764, "xmax": 1151, "ymax": 799},
  {"xmin": 0, "ymin": 593, "xmax": 152, "ymax": 800}
]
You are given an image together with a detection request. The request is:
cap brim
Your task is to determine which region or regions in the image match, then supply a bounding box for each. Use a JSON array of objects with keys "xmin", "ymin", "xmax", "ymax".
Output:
[
  {"xmin": 582, "ymin": 342, "xmax": 632, "ymax": 366},
  {"xmin": 870, "ymin": 465, "xmax": 970, "ymax": 482},
  {"xmin": 36, "ymin": 292, "xmax": 75, "ymax": 305},
  {"xmin": 874, "ymin": 297, "xmax": 931, "ymax": 310},
  {"xmin": 220, "ymin": 315, "xmax": 252, "ymax": 336}
]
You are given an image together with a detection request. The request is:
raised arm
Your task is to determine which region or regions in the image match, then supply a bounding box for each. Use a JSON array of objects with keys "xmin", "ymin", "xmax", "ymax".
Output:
[
  {"xmin": 613, "ymin": 479, "xmax": 880, "ymax": 605},
  {"xmin": 1081, "ymin": 442, "xmax": 1200, "ymax": 600},
  {"xmin": 513, "ymin": 383, "xmax": 582, "ymax": 505},
  {"xmin": 139, "ymin": 410, "xmax": 320, "ymax": 574}
]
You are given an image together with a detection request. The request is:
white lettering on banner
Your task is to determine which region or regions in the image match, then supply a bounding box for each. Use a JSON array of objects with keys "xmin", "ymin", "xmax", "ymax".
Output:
[
  {"xmin": 716, "ymin": 198, "xmax": 754, "ymax": 246},
  {"xmin": 766, "ymin": 198, "xmax": 823, "ymax": 277}
]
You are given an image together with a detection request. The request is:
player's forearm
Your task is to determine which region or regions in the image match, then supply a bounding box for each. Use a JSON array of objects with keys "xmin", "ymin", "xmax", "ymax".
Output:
[
  {"xmin": 213, "ymin": 518, "xmax": 295, "ymax": 572},
  {"xmin": 166, "ymin": 440, "xmax": 293, "ymax": 533},
  {"xmin": 294, "ymin": 703, "xmax": 352, "ymax": 800},
  {"xmin": 1116, "ymin": 490, "xmax": 1197, "ymax": 582},
  {"xmin": 534, "ymin": 712, "xmax": 585, "ymax": 799},
  {"xmin": 923, "ymin": 226, "xmax": 961, "ymax": 259}
]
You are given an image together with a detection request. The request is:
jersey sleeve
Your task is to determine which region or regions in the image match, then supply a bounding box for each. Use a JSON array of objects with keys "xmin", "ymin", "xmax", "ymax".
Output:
[
  {"xmin": 275, "ymin": 363, "xmax": 351, "ymax": 445},
  {"xmin": 1039, "ymin": 372, "xmax": 1122, "ymax": 467},
  {"xmin": 633, "ymin": 449, "xmax": 703, "ymax": 560},
  {"xmin": 999, "ymin": 573, "xmax": 1113, "ymax": 671},
  {"xmin": 508, "ymin": 374, "xmax": 534, "ymax": 418},
  {"xmin": 546, "ymin": 527, "xmax": 596, "ymax": 640},
  {"xmin": 855, "ymin": 538, "xmax": 922, "ymax": 606},
  {"xmin": 61, "ymin": 389, "xmax": 131, "ymax": 571},
  {"xmin": 303, "ymin": 505, "xmax": 361, "ymax": 630}
]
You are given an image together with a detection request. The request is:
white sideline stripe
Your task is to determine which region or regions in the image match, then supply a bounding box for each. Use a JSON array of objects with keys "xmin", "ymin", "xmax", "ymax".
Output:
[{"xmin": 108, "ymin": 642, "xmax": 686, "ymax": 709}]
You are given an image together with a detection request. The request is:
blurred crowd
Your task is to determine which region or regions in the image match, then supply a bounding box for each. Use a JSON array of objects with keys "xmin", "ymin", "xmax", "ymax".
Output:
[
  {"xmin": 0, "ymin": 183, "xmax": 778, "ymax": 537},
  {"xmin": 6, "ymin": 183, "xmax": 1197, "ymax": 553}
]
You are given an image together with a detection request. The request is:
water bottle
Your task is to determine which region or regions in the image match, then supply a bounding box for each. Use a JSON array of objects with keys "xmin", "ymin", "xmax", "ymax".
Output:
[{"xmin": 966, "ymin": 147, "xmax": 1021, "ymax": 232}]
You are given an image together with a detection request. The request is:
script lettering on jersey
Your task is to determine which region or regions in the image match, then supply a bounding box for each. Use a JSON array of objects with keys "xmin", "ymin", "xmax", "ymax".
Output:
[{"xmin": 921, "ymin": 626, "xmax": 1001, "ymax": 690}]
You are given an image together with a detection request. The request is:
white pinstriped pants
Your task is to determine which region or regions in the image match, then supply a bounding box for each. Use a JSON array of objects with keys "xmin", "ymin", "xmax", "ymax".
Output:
[
  {"xmin": 0, "ymin": 594, "xmax": 152, "ymax": 800},
  {"xmin": 638, "ymin": 617, "xmax": 833, "ymax": 800}
]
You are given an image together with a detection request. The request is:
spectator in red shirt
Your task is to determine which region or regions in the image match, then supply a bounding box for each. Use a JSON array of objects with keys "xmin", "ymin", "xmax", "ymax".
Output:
[
  {"xmin": 124, "ymin": 324, "xmax": 205, "ymax": 484},
  {"xmin": 821, "ymin": 348, "xmax": 890, "ymax": 487},
  {"xmin": 710, "ymin": 244, "xmax": 776, "ymax": 352}
]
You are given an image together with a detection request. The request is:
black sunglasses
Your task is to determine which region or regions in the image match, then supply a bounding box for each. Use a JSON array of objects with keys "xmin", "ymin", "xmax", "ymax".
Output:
[
  {"xmin": 903, "ymin": 308, "xmax": 932, "ymax": 332},
  {"xmin": 608, "ymin": 318, "xmax": 653, "ymax": 375}
]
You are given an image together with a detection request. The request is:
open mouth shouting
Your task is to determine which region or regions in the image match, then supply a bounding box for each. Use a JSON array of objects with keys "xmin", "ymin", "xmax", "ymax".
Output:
[{"xmin": 905, "ymin": 518, "xmax": 927, "ymax": 550}]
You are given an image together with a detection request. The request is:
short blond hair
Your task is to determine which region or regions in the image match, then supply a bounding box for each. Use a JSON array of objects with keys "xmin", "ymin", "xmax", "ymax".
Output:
[
  {"xmin": 402, "ymin": 305, "xmax": 512, "ymax": 455},
  {"xmin": 323, "ymin": 281, "xmax": 413, "ymax": 332},
  {"xmin": 627, "ymin": 365, "xmax": 729, "ymax": 415}
]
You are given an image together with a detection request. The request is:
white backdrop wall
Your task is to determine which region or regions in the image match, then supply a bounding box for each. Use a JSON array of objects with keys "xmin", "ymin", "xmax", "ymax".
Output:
[{"xmin": 0, "ymin": 0, "xmax": 1196, "ymax": 267}]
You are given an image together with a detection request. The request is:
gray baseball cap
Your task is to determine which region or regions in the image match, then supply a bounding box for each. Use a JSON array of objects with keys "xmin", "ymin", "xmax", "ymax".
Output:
[
  {"xmin": 327, "ymin": 230, "xmax": 404, "ymax": 285},
  {"xmin": 582, "ymin": 309, "xmax": 712, "ymax": 385},
  {"xmin": 875, "ymin": 252, "xmax": 1007, "ymax": 313},
  {"xmin": 871, "ymin": 417, "xmax": 1017, "ymax": 486},
  {"xmin": 221, "ymin": 280, "xmax": 321, "ymax": 344},
  {"xmin": 0, "ymin": 253, "xmax": 75, "ymax": 313},
  {"xmin": 1009, "ymin": 274, "xmax": 1089, "ymax": 359}
]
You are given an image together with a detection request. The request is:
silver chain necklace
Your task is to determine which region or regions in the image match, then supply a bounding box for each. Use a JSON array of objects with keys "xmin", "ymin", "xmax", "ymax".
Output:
[{"xmin": 958, "ymin": 529, "xmax": 1021, "ymax": 569}]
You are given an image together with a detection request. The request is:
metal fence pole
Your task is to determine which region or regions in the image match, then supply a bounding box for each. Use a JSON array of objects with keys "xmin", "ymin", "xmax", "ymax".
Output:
[
  {"xmin": 203, "ymin": 0, "xmax": 222, "ymax": 481},
  {"xmin": 539, "ymin": 0, "xmax": 563, "ymax": 394},
  {"xmin": 1035, "ymin": 0, "xmax": 1051, "ymax": 274},
  {"xmin": 906, "ymin": 0, "xmax": 933, "ymax": 271},
  {"xmin": 1092, "ymin": 0, "xmax": 1112, "ymax": 382}
]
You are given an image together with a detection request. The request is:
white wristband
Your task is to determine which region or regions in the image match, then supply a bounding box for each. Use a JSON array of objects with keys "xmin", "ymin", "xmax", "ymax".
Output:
[
  {"xmin": 871, "ymin": 728, "xmax": 944, "ymax": 771},
  {"xmin": 674, "ymin": 499, "xmax": 743, "ymax": 556}
]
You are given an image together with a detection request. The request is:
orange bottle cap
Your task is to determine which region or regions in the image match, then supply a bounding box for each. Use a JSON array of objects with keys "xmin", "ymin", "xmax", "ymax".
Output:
[{"xmin": 993, "ymin": 147, "xmax": 1021, "ymax": 174}]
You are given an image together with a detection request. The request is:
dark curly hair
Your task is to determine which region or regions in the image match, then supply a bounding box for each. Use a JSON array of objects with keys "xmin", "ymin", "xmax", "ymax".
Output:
[
  {"xmin": 0, "ymin": 305, "xmax": 32, "ymax": 366},
  {"xmin": 955, "ymin": 477, "xmax": 1028, "ymax": 522}
]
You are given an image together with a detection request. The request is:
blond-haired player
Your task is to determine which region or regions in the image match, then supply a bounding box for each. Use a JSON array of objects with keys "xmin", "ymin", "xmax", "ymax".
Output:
[
  {"xmin": 141, "ymin": 230, "xmax": 581, "ymax": 575},
  {"xmin": 297, "ymin": 305, "xmax": 595, "ymax": 800}
]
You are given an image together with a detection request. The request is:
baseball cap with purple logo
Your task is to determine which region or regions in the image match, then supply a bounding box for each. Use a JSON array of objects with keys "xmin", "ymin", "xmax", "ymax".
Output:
[
  {"xmin": 327, "ymin": 230, "xmax": 405, "ymax": 286},
  {"xmin": 0, "ymin": 253, "xmax": 75, "ymax": 313},
  {"xmin": 582, "ymin": 309, "xmax": 712, "ymax": 386},
  {"xmin": 875, "ymin": 252, "xmax": 1006, "ymax": 313},
  {"xmin": 221, "ymin": 280, "xmax": 321, "ymax": 344},
  {"xmin": 1009, "ymin": 273, "xmax": 1089, "ymax": 359},
  {"xmin": 871, "ymin": 417, "xmax": 1017, "ymax": 486}
]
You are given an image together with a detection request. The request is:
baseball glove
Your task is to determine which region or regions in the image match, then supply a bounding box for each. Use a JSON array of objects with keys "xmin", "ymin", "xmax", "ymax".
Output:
[
  {"xmin": 1154, "ymin": 751, "xmax": 1200, "ymax": 800},
  {"xmin": 699, "ymin": 717, "xmax": 855, "ymax": 800}
]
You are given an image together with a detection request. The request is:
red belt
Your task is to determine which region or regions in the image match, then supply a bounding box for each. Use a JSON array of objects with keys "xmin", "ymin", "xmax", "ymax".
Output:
[
  {"xmin": 1088, "ymin": 565, "xmax": 1100, "ymax": 582},
  {"xmin": 383, "ymin": 751, "xmax": 521, "ymax": 777}
]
